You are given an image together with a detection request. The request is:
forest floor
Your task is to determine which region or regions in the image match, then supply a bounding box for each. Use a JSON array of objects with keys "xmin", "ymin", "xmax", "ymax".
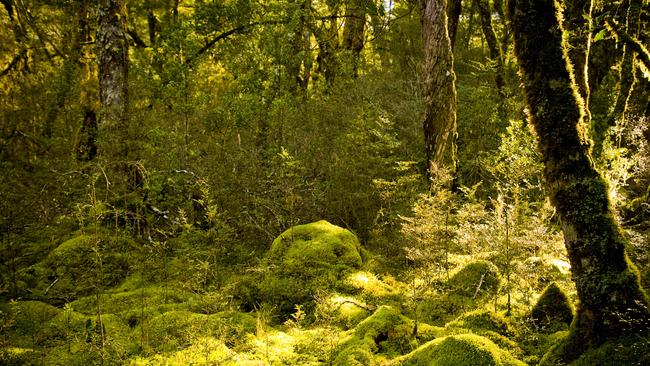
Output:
[{"xmin": 0, "ymin": 219, "xmax": 648, "ymax": 365}]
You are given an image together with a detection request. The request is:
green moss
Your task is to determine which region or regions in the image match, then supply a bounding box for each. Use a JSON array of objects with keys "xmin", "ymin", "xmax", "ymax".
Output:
[
  {"xmin": 446, "ymin": 310, "xmax": 517, "ymax": 338},
  {"xmin": 0, "ymin": 347, "xmax": 40, "ymax": 366},
  {"xmin": 344, "ymin": 271, "xmax": 402, "ymax": 301},
  {"xmin": 237, "ymin": 221, "xmax": 366, "ymax": 318},
  {"xmin": 417, "ymin": 293, "xmax": 479, "ymax": 326},
  {"xmin": 539, "ymin": 328, "xmax": 650, "ymax": 366},
  {"xmin": 394, "ymin": 333, "xmax": 526, "ymax": 366},
  {"xmin": 140, "ymin": 310, "xmax": 256, "ymax": 352},
  {"xmin": 570, "ymin": 335, "xmax": 650, "ymax": 366},
  {"xmin": 0, "ymin": 300, "xmax": 61, "ymax": 336},
  {"xmin": 448, "ymin": 260, "xmax": 500, "ymax": 298},
  {"xmin": 268, "ymin": 220, "xmax": 364, "ymax": 269},
  {"xmin": 333, "ymin": 306, "xmax": 417, "ymax": 365},
  {"xmin": 315, "ymin": 294, "xmax": 371, "ymax": 329},
  {"xmin": 20, "ymin": 234, "xmax": 139, "ymax": 299},
  {"xmin": 70, "ymin": 285, "xmax": 193, "ymax": 315},
  {"xmin": 531, "ymin": 283, "xmax": 573, "ymax": 330},
  {"xmin": 130, "ymin": 337, "xmax": 232, "ymax": 365}
]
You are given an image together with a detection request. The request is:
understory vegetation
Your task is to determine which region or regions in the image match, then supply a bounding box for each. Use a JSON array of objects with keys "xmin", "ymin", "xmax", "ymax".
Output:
[{"xmin": 1, "ymin": 0, "xmax": 649, "ymax": 365}]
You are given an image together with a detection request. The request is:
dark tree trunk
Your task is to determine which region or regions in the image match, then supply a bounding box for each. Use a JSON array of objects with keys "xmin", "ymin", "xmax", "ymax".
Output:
[
  {"xmin": 420, "ymin": 0, "xmax": 458, "ymax": 176},
  {"xmin": 287, "ymin": 0, "xmax": 311, "ymax": 93},
  {"xmin": 509, "ymin": 0, "xmax": 649, "ymax": 361},
  {"xmin": 610, "ymin": 0, "xmax": 643, "ymax": 126},
  {"xmin": 342, "ymin": 0, "xmax": 366, "ymax": 77},
  {"xmin": 77, "ymin": 109, "xmax": 98, "ymax": 162},
  {"xmin": 477, "ymin": 0, "xmax": 506, "ymax": 117},
  {"xmin": 563, "ymin": 0, "xmax": 593, "ymax": 114},
  {"xmin": 447, "ymin": 0, "xmax": 462, "ymax": 49},
  {"xmin": 314, "ymin": 6, "xmax": 339, "ymax": 87},
  {"xmin": 97, "ymin": 0, "xmax": 129, "ymax": 128},
  {"xmin": 2, "ymin": 0, "xmax": 30, "ymax": 75},
  {"xmin": 147, "ymin": 8, "xmax": 157, "ymax": 46}
]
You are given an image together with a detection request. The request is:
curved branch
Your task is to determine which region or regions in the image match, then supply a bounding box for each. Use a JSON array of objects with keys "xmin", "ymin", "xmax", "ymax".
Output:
[
  {"xmin": 0, "ymin": 49, "xmax": 26, "ymax": 77},
  {"xmin": 605, "ymin": 19, "xmax": 650, "ymax": 72},
  {"xmin": 186, "ymin": 20, "xmax": 285, "ymax": 65}
]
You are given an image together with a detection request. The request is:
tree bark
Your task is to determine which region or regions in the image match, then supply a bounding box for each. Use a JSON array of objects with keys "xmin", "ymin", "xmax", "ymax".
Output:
[
  {"xmin": 342, "ymin": 0, "xmax": 366, "ymax": 77},
  {"xmin": 509, "ymin": 0, "xmax": 649, "ymax": 359},
  {"xmin": 610, "ymin": 0, "xmax": 643, "ymax": 127},
  {"xmin": 563, "ymin": 0, "xmax": 593, "ymax": 115},
  {"xmin": 447, "ymin": 0, "xmax": 462, "ymax": 50},
  {"xmin": 313, "ymin": 6, "xmax": 339, "ymax": 87},
  {"xmin": 477, "ymin": 0, "xmax": 506, "ymax": 117},
  {"xmin": 419, "ymin": 0, "xmax": 458, "ymax": 176},
  {"xmin": 97, "ymin": 0, "xmax": 129, "ymax": 129},
  {"xmin": 77, "ymin": 109, "xmax": 98, "ymax": 162}
]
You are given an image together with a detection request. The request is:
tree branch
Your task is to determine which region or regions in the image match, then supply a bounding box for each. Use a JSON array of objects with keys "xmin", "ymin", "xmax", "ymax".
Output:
[
  {"xmin": 0, "ymin": 49, "xmax": 26, "ymax": 77},
  {"xmin": 186, "ymin": 20, "xmax": 285, "ymax": 65},
  {"xmin": 186, "ymin": 14, "xmax": 370, "ymax": 66},
  {"xmin": 606, "ymin": 19, "xmax": 650, "ymax": 72},
  {"xmin": 127, "ymin": 28, "xmax": 148, "ymax": 48}
]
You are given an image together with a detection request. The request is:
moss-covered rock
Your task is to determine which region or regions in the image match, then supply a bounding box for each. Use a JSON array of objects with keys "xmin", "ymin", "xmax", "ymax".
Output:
[
  {"xmin": 394, "ymin": 333, "xmax": 526, "ymax": 366},
  {"xmin": 446, "ymin": 310, "xmax": 517, "ymax": 338},
  {"xmin": 70, "ymin": 285, "xmax": 192, "ymax": 316},
  {"xmin": 0, "ymin": 300, "xmax": 61, "ymax": 337},
  {"xmin": 539, "ymin": 329, "xmax": 650, "ymax": 366},
  {"xmin": 344, "ymin": 271, "xmax": 402, "ymax": 302},
  {"xmin": 416, "ymin": 261, "xmax": 500, "ymax": 326},
  {"xmin": 315, "ymin": 294, "xmax": 371, "ymax": 329},
  {"xmin": 268, "ymin": 220, "xmax": 364, "ymax": 268},
  {"xmin": 531, "ymin": 282, "xmax": 573, "ymax": 330},
  {"xmin": 237, "ymin": 220, "xmax": 365, "ymax": 318},
  {"xmin": 140, "ymin": 310, "xmax": 256, "ymax": 352},
  {"xmin": 19, "ymin": 234, "xmax": 139, "ymax": 300},
  {"xmin": 333, "ymin": 306, "xmax": 417, "ymax": 365},
  {"xmin": 448, "ymin": 260, "xmax": 500, "ymax": 298}
]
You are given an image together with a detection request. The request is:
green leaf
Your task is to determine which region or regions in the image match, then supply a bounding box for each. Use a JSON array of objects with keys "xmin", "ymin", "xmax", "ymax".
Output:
[{"xmin": 593, "ymin": 29, "xmax": 608, "ymax": 43}]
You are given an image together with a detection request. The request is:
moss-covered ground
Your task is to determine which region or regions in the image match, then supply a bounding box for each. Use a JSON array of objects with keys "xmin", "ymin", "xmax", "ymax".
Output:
[{"xmin": 0, "ymin": 220, "xmax": 647, "ymax": 365}]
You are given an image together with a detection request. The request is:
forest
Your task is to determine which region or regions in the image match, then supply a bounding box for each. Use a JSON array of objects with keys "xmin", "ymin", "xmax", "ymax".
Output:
[{"xmin": 0, "ymin": 0, "xmax": 649, "ymax": 365}]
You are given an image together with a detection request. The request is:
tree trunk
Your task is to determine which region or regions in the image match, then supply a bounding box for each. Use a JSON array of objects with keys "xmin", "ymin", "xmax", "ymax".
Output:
[
  {"xmin": 447, "ymin": 0, "xmax": 462, "ymax": 50},
  {"xmin": 477, "ymin": 0, "xmax": 506, "ymax": 118},
  {"xmin": 314, "ymin": 5, "xmax": 339, "ymax": 87},
  {"xmin": 77, "ymin": 109, "xmax": 98, "ymax": 162},
  {"xmin": 97, "ymin": 0, "xmax": 129, "ymax": 129},
  {"xmin": 509, "ymin": 0, "xmax": 649, "ymax": 360},
  {"xmin": 419, "ymin": 0, "xmax": 458, "ymax": 176},
  {"xmin": 563, "ymin": 0, "xmax": 593, "ymax": 114},
  {"xmin": 342, "ymin": 0, "xmax": 366, "ymax": 77},
  {"xmin": 610, "ymin": 0, "xmax": 643, "ymax": 127}
]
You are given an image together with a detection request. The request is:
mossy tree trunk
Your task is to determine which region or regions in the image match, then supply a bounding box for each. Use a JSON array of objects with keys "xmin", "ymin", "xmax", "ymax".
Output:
[
  {"xmin": 419, "ymin": 0, "xmax": 458, "ymax": 179},
  {"xmin": 563, "ymin": 0, "xmax": 593, "ymax": 116},
  {"xmin": 509, "ymin": 0, "xmax": 649, "ymax": 355},
  {"xmin": 97, "ymin": 0, "xmax": 129, "ymax": 131}
]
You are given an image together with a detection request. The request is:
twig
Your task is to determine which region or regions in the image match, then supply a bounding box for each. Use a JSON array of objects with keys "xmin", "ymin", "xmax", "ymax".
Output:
[{"xmin": 472, "ymin": 272, "xmax": 486, "ymax": 299}]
